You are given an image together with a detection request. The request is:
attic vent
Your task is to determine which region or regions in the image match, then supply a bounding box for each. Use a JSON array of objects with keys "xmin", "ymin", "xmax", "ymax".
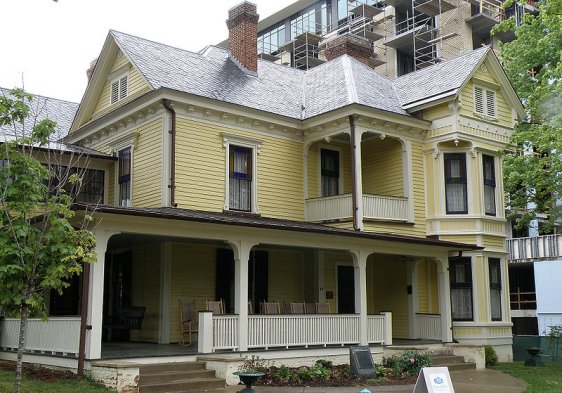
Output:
[
  {"xmin": 110, "ymin": 74, "xmax": 128, "ymax": 105},
  {"xmin": 474, "ymin": 85, "xmax": 496, "ymax": 118}
]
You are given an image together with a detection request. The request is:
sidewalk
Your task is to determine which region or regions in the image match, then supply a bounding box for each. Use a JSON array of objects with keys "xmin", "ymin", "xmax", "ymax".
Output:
[{"xmin": 224, "ymin": 369, "xmax": 526, "ymax": 393}]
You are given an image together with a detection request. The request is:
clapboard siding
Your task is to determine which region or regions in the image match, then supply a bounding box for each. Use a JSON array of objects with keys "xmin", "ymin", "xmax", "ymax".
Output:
[{"xmin": 132, "ymin": 118, "xmax": 163, "ymax": 207}]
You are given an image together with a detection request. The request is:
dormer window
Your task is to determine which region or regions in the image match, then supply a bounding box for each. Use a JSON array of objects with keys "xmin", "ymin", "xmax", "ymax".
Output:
[
  {"xmin": 110, "ymin": 73, "xmax": 128, "ymax": 104},
  {"xmin": 474, "ymin": 85, "xmax": 496, "ymax": 118}
]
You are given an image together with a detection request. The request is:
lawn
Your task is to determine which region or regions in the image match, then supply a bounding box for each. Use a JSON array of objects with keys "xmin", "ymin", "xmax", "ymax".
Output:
[
  {"xmin": 492, "ymin": 362, "xmax": 562, "ymax": 393},
  {"xmin": 0, "ymin": 368, "xmax": 112, "ymax": 393}
]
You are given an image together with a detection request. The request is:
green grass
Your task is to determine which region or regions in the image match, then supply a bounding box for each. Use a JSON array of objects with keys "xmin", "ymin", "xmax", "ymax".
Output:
[
  {"xmin": 0, "ymin": 369, "xmax": 112, "ymax": 393},
  {"xmin": 493, "ymin": 362, "xmax": 562, "ymax": 393}
]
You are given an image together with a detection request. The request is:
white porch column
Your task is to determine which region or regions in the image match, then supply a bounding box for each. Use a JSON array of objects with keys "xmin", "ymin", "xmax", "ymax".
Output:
[
  {"xmin": 351, "ymin": 249, "xmax": 369, "ymax": 345},
  {"xmin": 437, "ymin": 257, "xmax": 453, "ymax": 343},
  {"xmin": 351, "ymin": 125, "xmax": 364, "ymax": 231},
  {"xmin": 87, "ymin": 229, "xmax": 120, "ymax": 359},
  {"xmin": 159, "ymin": 243, "xmax": 172, "ymax": 344},
  {"xmin": 228, "ymin": 240, "xmax": 256, "ymax": 352},
  {"xmin": 407, "ymin": 260, "xmax": 417, "ymax": 339}
]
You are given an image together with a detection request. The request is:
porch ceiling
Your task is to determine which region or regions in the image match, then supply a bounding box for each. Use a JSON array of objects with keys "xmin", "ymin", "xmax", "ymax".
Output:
[{"xmin": 75, "ymin": 203, "xmax": 481, "ymax": 252}]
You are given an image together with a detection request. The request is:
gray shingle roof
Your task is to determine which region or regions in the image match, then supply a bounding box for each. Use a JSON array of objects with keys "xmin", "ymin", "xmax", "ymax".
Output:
[
  {"xmin": 392, "ymin": 46, "xmax": 489, "ymax": 108},
  {"xmin": 0, "ymin": 87, "xmax": 111, "ymax": 157},
  {"xmin": 111, "ymin": 30, "xmax": 411, "ymax": 120}
]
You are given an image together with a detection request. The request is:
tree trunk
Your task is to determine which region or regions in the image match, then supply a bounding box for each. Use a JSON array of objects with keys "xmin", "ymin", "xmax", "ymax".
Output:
[{"xmin": 13, "ymin": 304, "xmax": 28, "ymax": 393}]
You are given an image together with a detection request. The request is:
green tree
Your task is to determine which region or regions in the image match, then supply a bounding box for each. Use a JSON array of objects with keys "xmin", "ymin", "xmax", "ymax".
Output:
[
  {"xmin": 493, "ymin": 0, "xmax": 562, "ymax": 231},
  {"xmin": 0, "ymin": 89, "xmax": 96, "ymax": 393}
]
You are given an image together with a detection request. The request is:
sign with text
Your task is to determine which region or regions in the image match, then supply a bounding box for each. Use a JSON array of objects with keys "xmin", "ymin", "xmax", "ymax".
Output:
[
  {"xmin": 413, "ymin": 367, "xmax": 455, "ymax": 393},
  {"xmin": 349, "ymin": 346, "xmax": 377, "ymax": 378}
]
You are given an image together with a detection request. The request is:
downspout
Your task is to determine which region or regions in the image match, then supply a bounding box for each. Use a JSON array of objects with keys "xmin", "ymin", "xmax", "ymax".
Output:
[
  {"xmin": 162, "ymin": 99, "xmax": 177, "ymax": 207},
  {"xmin": 77, "ymin": 262, "xmax": 91, "ymax": 376},
  {"xmin": 349, "ymin": 115, "xmax": 359, "ymax": 231}
]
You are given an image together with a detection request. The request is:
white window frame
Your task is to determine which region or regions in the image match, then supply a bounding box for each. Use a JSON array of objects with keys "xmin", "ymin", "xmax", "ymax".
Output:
[
  {"xmin": 108, "ymin": 132, "xmax": 138, "ymax": 207},
  {"xmin": 223, "ymin": 133, "xmax": 261, "ymax": 214},
  {"xmin": 473, "ymin": 84, "xmax": 497, "ymax": 119},
  {"xmin": 108, "ymin": 65, "xmax": 129, "ymax": 105},
  {"xmin": 317, "ymin": 144, "xmax": 344, "ymax": 197}
]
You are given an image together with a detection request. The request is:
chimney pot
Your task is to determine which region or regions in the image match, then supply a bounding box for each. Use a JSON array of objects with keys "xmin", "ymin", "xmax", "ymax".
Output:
[{"xmin": 226, "ymin": 1, "xmax": 259, "ymax": 74}]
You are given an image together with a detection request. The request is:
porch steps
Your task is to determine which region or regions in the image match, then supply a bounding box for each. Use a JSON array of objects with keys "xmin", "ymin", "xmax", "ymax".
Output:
[
  {"xmin": 429, "ymin": 349, "xmax": 477, "ymax": 371},
  {"xmin": 139, "ymin": 361, "xmax": 225, "ymax": 392}
]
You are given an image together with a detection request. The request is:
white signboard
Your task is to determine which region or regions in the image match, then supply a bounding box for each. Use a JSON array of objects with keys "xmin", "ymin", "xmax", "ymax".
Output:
[{"xmin": 413, "ymin": 367, "xmax": 455, "ymax": 393}]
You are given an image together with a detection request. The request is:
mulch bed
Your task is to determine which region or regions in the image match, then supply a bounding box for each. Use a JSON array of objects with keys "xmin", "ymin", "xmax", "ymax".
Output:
[{"xmin": 0, "ymin": 360, "xmax": 80, "ymax": 383}]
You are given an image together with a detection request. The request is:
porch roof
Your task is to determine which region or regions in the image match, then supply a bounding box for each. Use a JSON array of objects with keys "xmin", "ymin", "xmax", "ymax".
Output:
[{"xmin": 76, "ymin": 204, "xmax": 481, "ymax": 251}]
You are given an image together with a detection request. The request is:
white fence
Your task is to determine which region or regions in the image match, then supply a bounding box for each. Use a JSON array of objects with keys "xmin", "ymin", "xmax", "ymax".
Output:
[
  {"xmin": 204, "ymin": 312, "xmax": 392, "ymax": 352},
  {"xmin": 415, "ymin": 313, "xmax": 442, "ymax": 341},
  {"xmin": 507, "ymin": 235, "xmax": 561, "ymax": 261},
  {"xmin": 0, "ymin": 317, "xmax": 81, "ymax": 356},
  {"xmin": 305, "ymin": 194, "xmax": 408, "ymax": 222}
]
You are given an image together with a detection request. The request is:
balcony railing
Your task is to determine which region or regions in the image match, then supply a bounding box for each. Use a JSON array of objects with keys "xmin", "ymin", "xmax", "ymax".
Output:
[
  {"xmin": 305, "ymin": 193, "xmax": 409, "ymax": 222},
  {"xmin": 506, "ymin": 235, "xmax": 561, "ymax": 262}
]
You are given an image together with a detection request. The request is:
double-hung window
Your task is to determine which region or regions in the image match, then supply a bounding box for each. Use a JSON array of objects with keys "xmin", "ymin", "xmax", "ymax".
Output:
[
  {"xmin": 489, "ymin": 258, "xmax": 502, "ymax": 321},
  {"xmin": 483, "ymin": 155, "xmax": 496, "ymax": 216},
  {"xmin": 321, "ymin": 148, "xmax": 340, "ymax": 197},
  {"xmin": 474, "ymin": 85, "xmax": 496, "ymax": 118},
  {"xmin": 450, "ymin": 257, "xmax": 473, "ymax": 321},
  {"xmin": 118, "ymin": 147, "xmax": 131, "ymax": 207},
  {"xmin": 444, "ymin": 153, "xmax": 467, "ymax": 214},
  {"xmin": 229, "ymin": 146, "xmax": 252, "ymax": 212}
]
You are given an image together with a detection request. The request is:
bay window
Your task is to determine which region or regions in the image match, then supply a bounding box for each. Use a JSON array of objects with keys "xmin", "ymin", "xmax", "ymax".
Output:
[{"xmin": 444, "ymin": 153, "xmax": 468, "ymax": 214}]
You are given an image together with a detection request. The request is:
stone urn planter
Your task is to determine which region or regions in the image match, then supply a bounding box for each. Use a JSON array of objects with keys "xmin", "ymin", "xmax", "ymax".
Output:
[
  {"xmin": 232, "ymin": 370, "xmax": 265, "ymax": 392},
  {"xmin": 524, "ymin": 347, "xmax": 544, "ymax": 367}
]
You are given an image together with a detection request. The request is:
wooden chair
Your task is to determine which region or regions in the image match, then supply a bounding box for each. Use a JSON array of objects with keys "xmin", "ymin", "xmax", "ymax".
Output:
[
  {"xmin": 248, "ymin": 300, "xmax": 254, "ymax": 315},
  {"xmin": 206, "ymin": 299, "xmax": 225, "ymax": 315},
  {"xmin": 289, "ymin": 302, "xmax": 305, "ymax": 314},
  {"xmin": 179, "ymin": 299, "xmax": 195, "ymax": 346},
  {"xmin": 315, "ymin": 302, "xmax": 330, "ymax": 314},
  {"xmin": 260, "ymin": 301, "xmax": 281, "ymax": 314},
  {"xmin": 305, "ymin": 302, "xmax": 316, "ymax": 314}
]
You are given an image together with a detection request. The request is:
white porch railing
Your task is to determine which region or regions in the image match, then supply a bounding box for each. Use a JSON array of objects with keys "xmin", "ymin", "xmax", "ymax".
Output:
[
  {"xmin": 363, "ymin": 195, "xmax": 409, "ymax": 221},
  {"xmin": 506, "ymin": 235, "xmax": 561, "ymax": 262},
  {"xmin": 201, "ymin": 312, "xmax": 393, "ymax": 352},
  {"xmin": 415, "ymin": 313, "xmax": 442, "ymax": 341},
  {"xmin": 305, "ymin": 194, "xmax": 408, "ymax": 222},
  {"xmin": 0, "ymin": 317, "xmax": 81, "ymax": 356}
]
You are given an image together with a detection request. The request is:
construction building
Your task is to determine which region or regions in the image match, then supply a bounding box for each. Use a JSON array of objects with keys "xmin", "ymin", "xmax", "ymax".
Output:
[{"xmin": 223, "ymin": 0, "xmax": 537, "ymax": 77}]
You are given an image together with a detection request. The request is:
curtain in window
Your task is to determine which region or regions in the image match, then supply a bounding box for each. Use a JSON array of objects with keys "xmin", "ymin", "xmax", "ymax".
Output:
[
  {"xmin": 321, "ymin": 149, "xmax": 339, "ymax": 197},
  {"xmin": 450, "ymin": 258, "xmax": 473, "ymax": 320},
  {"xmin": 229, "ymin": 146, "xmax": 252, "ymax": 211},
  {"xmin": 445, "ymin": 154, "xmax": 467, "ymax": 213},
  {"xmin": 118, "ymin": 148, "xmax": 131, "ymax": 207},
  {"xmin": 451, "ymin": 288, "xmax": 473, "ymax": 320},
  {"xmin": 489, "ymin": 258, "xmax": 502, "ymax": 321},
  {"xmin": 483, "ymin": 155, "xmax": 496, "ymax": 215}
]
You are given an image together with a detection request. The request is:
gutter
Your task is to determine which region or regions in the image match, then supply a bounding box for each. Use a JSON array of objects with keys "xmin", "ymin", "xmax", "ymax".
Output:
[{"xmin": 162, "ymin": 99, "xmax": 178, "ymax": 207}]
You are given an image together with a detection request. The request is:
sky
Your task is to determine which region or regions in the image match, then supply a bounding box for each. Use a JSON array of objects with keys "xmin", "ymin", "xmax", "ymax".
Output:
[{"xmin": 0, "ymin": 0, "xmax": 293, "ymax": 103}]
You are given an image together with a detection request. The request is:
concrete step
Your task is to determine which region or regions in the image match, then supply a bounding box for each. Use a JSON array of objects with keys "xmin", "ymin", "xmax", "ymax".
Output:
[
  {"xmin": 140, "ymin": 369, "xmax": 217, "ymax": 385},
  {"xmin": 139, "ymin": 377, "xmax": 226, "ymax": 392},
  {"xmin": 139, "ymin": 361, "xmax": 206, "ymax": 374},
  {"xmin": 432, "ymin": 355, "xmax": 466, "ymax": 365},
  {"xmin": 447, "ymin": 362, "xmax": 477, "ymax": 371}
]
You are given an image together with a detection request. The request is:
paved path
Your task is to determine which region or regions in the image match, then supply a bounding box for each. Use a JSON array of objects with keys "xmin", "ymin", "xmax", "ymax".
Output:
[{"xmin": 225, "ymin": 369, "xmax": 526, "ymax": 393}]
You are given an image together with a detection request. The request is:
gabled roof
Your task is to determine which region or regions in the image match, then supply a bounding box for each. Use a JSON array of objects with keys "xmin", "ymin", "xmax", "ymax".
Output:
[
  {"xmin": 392, "ymin": 46, "xmax": 489, "ymax": 109},
  {"xmin": 0, "ymin": 87, "xmax": 112, "ymax": 158}
]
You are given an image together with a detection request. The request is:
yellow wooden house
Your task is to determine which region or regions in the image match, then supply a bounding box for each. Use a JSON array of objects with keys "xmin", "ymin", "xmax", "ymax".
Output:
[{"xmin": 0, "ymin": 1, "xmax": 525, "ymax": 375}]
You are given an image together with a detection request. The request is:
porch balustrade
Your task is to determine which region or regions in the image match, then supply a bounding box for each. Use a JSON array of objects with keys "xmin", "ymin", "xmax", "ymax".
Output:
[
  {"xmin": 203, "ymin": 312, "xmax": 392, "ymax": 353},
  {"xmin": 506, "ymin": 235, "xmax": 561, "ymax": 262},
  {"xmin": 305, "ymin": 194, "xmax": 408, "ymax": 222},
  {"xmin": 415, "ymin": 313, "xmax": 442, "ymax": 341},
  {"xmin": 0, "ymin": 317, "xmax": 81, "ymax": 356}
]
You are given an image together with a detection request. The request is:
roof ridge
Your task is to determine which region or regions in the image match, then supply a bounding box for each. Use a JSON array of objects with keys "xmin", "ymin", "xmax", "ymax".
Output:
[
  {"xmin": 110, "ymin": 29, "xmax": 204, "ymax": 58},
  {"xmin": 342, "ymin": 56, "xmax": 358, "ymax": 104}
]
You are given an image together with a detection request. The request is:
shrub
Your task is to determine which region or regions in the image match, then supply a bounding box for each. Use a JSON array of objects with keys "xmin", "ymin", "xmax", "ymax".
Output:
[
  {"xmin": 239, "ymin": 355, "xmax": 272, "ymax": 371},
  {"xmin": 383, "ymin": 351, "xmax": 432, "ymax": 377},
  {"xmin": 484, "ymin": 345, "xmax": 498, "ymax": 367}
]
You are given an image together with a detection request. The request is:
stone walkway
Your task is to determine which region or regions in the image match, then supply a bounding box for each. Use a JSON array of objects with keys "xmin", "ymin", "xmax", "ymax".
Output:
[{"xmin": 224, "ymin": 369, "xmax": 526, "ymax": 393}]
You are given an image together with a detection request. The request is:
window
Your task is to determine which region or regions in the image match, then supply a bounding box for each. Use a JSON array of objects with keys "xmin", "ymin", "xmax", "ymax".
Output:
[
  {"xmin": 321, "ymin": 148, "xmax": 340, "ymax": 197},
  {"xmin": 489, "ymin": 258, "xmax": 502, "ymax": 321},
  {"xmin": 229, "ymin": 146, "xmax": 252, "ymax": 212},
  {"xmin": 110, "ymin": 74, "xmax": 128, "ymax": 105},
  {"xmin": 118, "ymin": 147, "xmax": 131, "ymax": 207},
  {"xmin": 444, "ymin": 153, "xmax": 468, "ymax": 214},
  {"xmin": 474, "ymin": 85, "xmax": 496, "ymax": 118},
  {"xmin": 76, "ymin": 169, "xmax": 105, "ymax": 203},
  {"xmin": 483, "ymin": 155, "xmax": 496, "ymax": 216},
  {"xmin": 450, "ymin": 257, "xmax": 473, "ymax": 321}
]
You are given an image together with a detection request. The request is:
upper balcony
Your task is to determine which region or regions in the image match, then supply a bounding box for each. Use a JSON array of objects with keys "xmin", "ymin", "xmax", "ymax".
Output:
[{"xmin": 507, "ymin": 234, "xmax": 562, "ymax": 262}]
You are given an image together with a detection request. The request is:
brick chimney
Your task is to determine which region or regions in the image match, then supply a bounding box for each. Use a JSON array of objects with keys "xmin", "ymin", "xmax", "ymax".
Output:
[
  {"xmin": 226, "ymin": 1, "xmax": 259, "ymax": 75},
  {"xmin": 322, "ymin": 34, "xmax": 375, "ymax": 67},
  {"xmin": 86, "ymin": 58, "xmax": 98, "ymax": 82}
]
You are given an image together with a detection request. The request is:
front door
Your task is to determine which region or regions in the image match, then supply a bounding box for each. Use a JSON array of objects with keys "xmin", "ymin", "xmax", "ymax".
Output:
[{"xmin": 337, "ymin": 265, "xmax": 355, "ymax": 313}]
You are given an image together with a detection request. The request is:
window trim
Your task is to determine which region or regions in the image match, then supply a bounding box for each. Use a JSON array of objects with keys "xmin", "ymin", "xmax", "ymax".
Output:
[
  {"xmin": 109, "ymin": 69, "xmax": 129, "ymax": 105},
  {"xmin": 117, "ymin": 147, "xmax": 132, "ymax": 207},
  {"xmin": 488, "ymin": 257, "xmax": 502, "ymax": 322},
  {"xmin": 482, "ymin": 154, "xmax": 497, "ymax": 216},
  {"xmin": 450, "ymin": 257, "xmax": 474, "ymax": 322},
  {"xmin": 223, "ymin": 133, "xmax": 261, "ymax": 214},
  {"xmin": 444, "ymin": 152, "xmax": 468, "ymax": 214},
  {"xmin": 318, "ymin": 145, "xmax": 343, "ymax": 198},
  {"xmin": 473, "ymin": 84, "xmax": 497, "ymax": 119}
]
